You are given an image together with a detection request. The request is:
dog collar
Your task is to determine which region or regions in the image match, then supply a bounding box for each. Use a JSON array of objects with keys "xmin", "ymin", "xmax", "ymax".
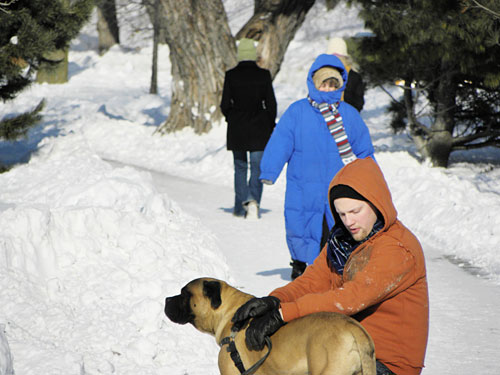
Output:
[{"xmin": 219, "ymin": 331, "xmax": 272, "ymax": 375}]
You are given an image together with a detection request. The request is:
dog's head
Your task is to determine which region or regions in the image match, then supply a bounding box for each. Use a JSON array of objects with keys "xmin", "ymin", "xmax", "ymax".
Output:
[{"xmin": 164, "ymin": 278, "xmax": 223, "ymax": 333}]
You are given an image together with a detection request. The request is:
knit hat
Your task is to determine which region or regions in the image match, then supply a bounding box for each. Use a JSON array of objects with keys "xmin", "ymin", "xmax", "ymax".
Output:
[
  {"xmin": 330, "ymin": 184, "xmax": 368, "ymax": 203},
  {"xmin": 327, "ymin": 37, "xmax": 348, "ymax": 56},
  {"xmin": 237, "ymin": 38, "xmax": 257, "ymax": 62},
  {"xmin": 312, "ymin": 67, "xmax": 343, "ymax": 90}
]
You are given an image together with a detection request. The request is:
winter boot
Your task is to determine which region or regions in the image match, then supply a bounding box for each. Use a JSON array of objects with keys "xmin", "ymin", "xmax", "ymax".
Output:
[
  {"xmin": 244, "ymin": 200, "xmax": 260, "ymax": 220},
  {"xmin": 290, "ymin": 259, "xmax": 307, "ymax": 280}
]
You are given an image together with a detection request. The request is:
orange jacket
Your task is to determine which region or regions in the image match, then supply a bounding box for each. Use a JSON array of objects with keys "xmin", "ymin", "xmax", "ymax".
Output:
[{"xmin": 270, "ymin": 157, "xmax": 429, "ymax": 375}]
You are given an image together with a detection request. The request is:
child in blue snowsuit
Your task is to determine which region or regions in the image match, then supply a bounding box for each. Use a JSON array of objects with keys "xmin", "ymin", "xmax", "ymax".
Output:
[{"xmin": 259, "ymin": 54, "xmax": 375, "ymax": 279}]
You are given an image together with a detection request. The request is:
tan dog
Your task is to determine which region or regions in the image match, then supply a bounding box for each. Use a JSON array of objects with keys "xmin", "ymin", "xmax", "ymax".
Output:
[{"xmin": 164, "ymin": 277, "xmax": 376, "ymax": 375}]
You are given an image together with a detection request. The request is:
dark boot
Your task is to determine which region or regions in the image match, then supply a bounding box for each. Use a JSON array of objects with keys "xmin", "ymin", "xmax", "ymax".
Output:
[{"xmin": 290, "ymin": 259, "xmax": 307, "ymax": 280}]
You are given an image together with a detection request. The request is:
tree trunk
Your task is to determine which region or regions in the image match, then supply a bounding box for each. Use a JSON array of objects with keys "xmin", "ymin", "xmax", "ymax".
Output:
[
  {"xmin": 236, "ymin": 0, "xmax": 315, "ymax": 79},
  {"xmin": 424, "ymin": 67, "xmax": 457, "ymax": 167},
  {"xmin": 149, "ymin": 0, "xmax": 160, "ymax": 94},
  {"xmin": 325, "ymin": 0, "xmax": 341, "ymax": 11},
  {"xmin": 143, "ymin": 0, "xmax": 168, "ymax": 44},
  {"xmin": 36, "ymin": 49, "xmax": 68, "ymax": 84},
  {"xmin": 155, "ymin": 0, "xmax": 315, "ymax": 134},
  {"xmin": 156, "ymin": 0, "xmax": 236, "ymax": 134},
  {"xmin": 404, "ymin": 65, "xmax": 457, "ymax": 168},
  {"xmin": 97, "ymin": 0, "xmax": 120, "ymax": 55}
]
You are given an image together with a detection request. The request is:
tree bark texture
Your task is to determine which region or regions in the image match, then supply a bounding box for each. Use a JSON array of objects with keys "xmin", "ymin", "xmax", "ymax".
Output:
[
  {"xmin": 423, "ymin": 66, "xmax": 457, "ymax": 167},
  {"xmin": 36, "ymin": 49, "xmax": 68, "ymax": 84},
  {"xmin": 156, "ymin": 0, "xmax": 236, "ymax": 134},
  {"xmin": 405, "ymin": 67, "xmax": 457, "ymax": 167},
  {"xmin": 236, "ymin": 0, "xmax": 315, "ymax": 79},
  {"xmin": 97, "ymin": 0, "xmax": 120, "ymax": 55},
  {"xmin": 149, "ymin": 0, "xmax": 160, "ymax": 94}
]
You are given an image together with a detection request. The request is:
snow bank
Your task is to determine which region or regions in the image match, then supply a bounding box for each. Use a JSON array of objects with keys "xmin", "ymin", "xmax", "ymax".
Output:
[
  {"xmin": 0, "ymin": 325, "xmax": 14, "ymax": 375},
  {"xmin": 0, "ymin": 131, "xmax": 230, "ymax": 374}
]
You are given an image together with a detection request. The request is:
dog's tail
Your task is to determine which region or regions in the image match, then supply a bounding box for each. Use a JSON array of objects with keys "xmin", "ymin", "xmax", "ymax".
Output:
[{"xmin": 349, "ymin": 321, "xmax": 376, "ymax": 375}]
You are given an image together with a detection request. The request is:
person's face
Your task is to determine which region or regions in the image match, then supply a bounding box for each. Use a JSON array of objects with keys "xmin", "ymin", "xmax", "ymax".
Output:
[
  {"xmin": 334, "ymin": 198, "xmax": 378, "ymax": 241},
  {"xmin": 318, "ymin": 77, "xmax": 340, "ymax": 92}
]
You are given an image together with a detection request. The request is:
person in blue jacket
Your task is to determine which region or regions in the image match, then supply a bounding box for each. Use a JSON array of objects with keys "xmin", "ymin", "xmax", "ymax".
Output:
[{"xmin": 260, "ymin": 53, "xmax": 375, "ymax": 279}]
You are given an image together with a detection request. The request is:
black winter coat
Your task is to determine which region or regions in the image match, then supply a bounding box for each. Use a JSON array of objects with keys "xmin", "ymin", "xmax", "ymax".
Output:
[
  {"xmin": 344, "ymin": 70, "xmax": 365, "ymax": 112},
  {"xmin": 220, "ymin": 61, "xmax": 277, "ymax": 151}
]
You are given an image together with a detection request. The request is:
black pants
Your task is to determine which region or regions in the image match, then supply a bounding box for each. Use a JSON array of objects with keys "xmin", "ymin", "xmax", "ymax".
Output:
[{"xmin": 376, "ymin": 360, "xmax": 396, "ymax": 375}]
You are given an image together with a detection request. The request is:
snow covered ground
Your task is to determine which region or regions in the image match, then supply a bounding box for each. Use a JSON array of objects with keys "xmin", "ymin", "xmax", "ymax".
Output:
[{"xmin": 1, "ymin": 1, "xmax": 499, "ymax": 374}]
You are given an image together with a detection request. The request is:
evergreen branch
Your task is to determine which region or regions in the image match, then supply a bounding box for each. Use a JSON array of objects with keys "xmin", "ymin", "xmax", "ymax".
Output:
[{"xmin": 0, "ymin": 99, "xmax": 45, "ymax": 141}]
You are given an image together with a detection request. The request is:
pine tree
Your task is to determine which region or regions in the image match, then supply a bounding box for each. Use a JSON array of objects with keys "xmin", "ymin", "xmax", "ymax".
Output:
[
  {"xmin": 348, "ymin": 0, "xmax": 500, "ymax": 167},
  {"xmin": 0, "ymin": 0, "xmax": 93, "ymax": 149}
]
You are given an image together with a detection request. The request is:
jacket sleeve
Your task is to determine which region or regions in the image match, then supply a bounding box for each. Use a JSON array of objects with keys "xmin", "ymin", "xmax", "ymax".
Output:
[
  {"xmin": 346, "ymin": 71, "xmax": 365, "ymax": 112},
  {"xmin": 270, "ymin": 248, "xmax": 341, "ymax": 303},
  {"xmin": 275, "ymin": 242, "xmax": 418, "ymax": 322},
  {"xmin": 264, "ymin": 70, "xmax": 277, "ymax": 126},
  {"xmin": 344, "ymin": 107, "xmax": 375, "ymax": 160},
  {"xmin": 220, "ymin": 71, "xmax": 232, "ymax": 118},
  {"xmin": 259, "ymin": 106, "xmax": 296, "ymax": 183}
]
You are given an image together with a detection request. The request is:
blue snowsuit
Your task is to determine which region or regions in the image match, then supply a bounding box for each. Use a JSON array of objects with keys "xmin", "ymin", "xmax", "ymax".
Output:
[{"xmin": 259, "ymin": 54, "xmax": 375, "ymax": 264}]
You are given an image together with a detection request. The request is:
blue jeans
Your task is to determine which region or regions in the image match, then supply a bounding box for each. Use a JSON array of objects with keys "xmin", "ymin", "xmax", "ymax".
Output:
[{"xmin": 232, "ymin": 151, "xmax": 263, "ymax": 215}]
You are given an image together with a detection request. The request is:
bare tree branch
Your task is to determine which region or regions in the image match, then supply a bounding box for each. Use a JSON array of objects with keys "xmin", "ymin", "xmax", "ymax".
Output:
[
  {"xmin": 377, "ymin": 84, "xmax": 402, "ymax": 103},
  {"xmin": 403, "ymin": 86, "xmax": 431, "ymax": 136},
  {"xmin": 453, "ymin": 138, "xmax": 500, "ymax": 150},
  {"xmin": 452, "ymin": 129, "xmax": 500, "ymax": 147},
  {"xmin": 0, "ymin": 0, "xmax": 17, "ymax": 13},
  {"xmin": 467, "ymin": 0, "xmax": 500, "ymax": 18}
]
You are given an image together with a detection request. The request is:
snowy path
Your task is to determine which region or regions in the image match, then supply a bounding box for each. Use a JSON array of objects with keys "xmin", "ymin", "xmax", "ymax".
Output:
[
  {"xmin": 124, "ymin": 163, "xmax": 500, "ymax": 374},
  {"xmin": 148, "ymin": 167, "xmax": 291, "ymax": 296}
]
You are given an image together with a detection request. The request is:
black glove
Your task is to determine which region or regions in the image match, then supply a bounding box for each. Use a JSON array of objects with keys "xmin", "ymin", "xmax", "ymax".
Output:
[
  {"xmin": 231, "ymin": 296, "xmax": 280, "ymax": 332},
  {"xmin": 245, "ymin": 309, "xmax": 284, "ymax": 351}
]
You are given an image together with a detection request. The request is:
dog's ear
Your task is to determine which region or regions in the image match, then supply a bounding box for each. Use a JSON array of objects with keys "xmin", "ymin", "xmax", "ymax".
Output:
[{"xmin": 203, "ymin": 280, "xmax": 222, "ymax": 309}]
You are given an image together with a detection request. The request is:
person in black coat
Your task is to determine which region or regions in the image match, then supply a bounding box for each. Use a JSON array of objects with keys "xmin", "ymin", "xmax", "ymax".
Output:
[
  {"xmin": 327, "ymin": 37, "xmax": 366, "ymax": 112},
  {"xmin": 220, "ymin": 38, "xmax": 277, "ymax": 218}
]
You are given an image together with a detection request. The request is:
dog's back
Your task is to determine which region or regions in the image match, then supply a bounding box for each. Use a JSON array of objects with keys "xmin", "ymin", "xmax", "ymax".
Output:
[{"xmin": 248, "ymin": 311, "xmax": 376, "ymax": 375}]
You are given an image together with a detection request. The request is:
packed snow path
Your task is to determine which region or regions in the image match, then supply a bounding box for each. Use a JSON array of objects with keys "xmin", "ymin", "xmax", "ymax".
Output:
[{"xmin": 117, "ymin": 162, "xmax": 500, "ymax": 374}]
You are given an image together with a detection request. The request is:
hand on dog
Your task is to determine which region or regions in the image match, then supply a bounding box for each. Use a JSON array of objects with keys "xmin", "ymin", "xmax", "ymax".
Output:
[
  {"xmin": 245, "ymin": 309, "xmax": 284, "ymax": 351},
  {"xmin": 231, "ymin": 296, "xmax": 280, "ymax": 332}
]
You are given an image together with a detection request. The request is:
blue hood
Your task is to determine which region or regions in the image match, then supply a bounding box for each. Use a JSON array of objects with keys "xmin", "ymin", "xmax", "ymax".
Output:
[{"xmin": 307, "ymin": 54, "xmax": 347, "ymax": 105}]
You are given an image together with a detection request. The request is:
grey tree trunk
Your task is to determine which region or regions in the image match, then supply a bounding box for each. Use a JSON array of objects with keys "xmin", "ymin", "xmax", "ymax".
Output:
[
  {"xmin": 424, "ymin": 66, "xmax": 456, "ymax": 167},
  {"xmin": 149, "ymin": 0, "xmax": 160, "ymax": 94},
  {"xmin": 325, "ymin": 0, "xmax": 341, "ymax": 11},
  {"xmin": 155, "ymin": 0, "xmax": 315, "ymax": 134},
  {"xmin": 97, "ymin": 0, "xmax": 120, "ymax": 55},
  {"xmin": 405, "ymin": 66, "xmax": 457, "ymax": 168},
  {"xmin": 156, "ymin": 0, "xmax": 236, "ymax": 134},
  {"xmin": 236, "ymin": 0, "xmax": 315, "ymax": 79},
  {"xmin": 36, "ymin": 49, "xmax": 68, "ymax": 84}
]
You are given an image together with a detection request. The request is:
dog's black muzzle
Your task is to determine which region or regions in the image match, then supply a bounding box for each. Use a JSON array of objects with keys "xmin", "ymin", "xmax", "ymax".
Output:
[{"xmin": 164, "ymin": 294, "xmax": 195, "ymax": 325}]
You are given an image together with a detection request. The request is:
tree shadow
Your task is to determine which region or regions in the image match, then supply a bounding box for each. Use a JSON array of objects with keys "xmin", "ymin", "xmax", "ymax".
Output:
[
  {"xmin": 0, "ymin": 120, "xmax": 61, "ymax": 168},
  {"xmin": 142, "ymin": 106, "xmax": 168, "ymax": 127}
]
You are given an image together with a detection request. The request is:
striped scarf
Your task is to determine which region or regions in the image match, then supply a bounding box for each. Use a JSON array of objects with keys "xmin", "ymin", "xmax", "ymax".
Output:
[{"xmin": 308, "ymin": 96, "xmax": 356, "ymax": 165}]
